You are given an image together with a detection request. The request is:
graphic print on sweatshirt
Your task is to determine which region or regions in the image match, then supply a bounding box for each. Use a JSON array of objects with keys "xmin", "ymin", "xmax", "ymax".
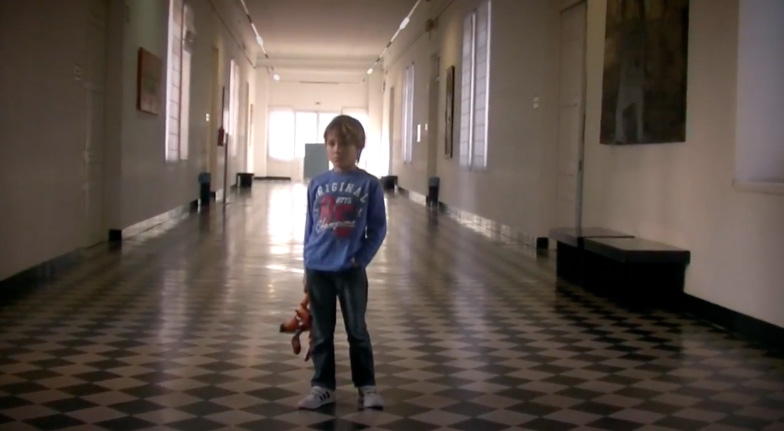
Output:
[{"xmin": 314, "ymin": 181, "xmax": 369, "ymax": 238}]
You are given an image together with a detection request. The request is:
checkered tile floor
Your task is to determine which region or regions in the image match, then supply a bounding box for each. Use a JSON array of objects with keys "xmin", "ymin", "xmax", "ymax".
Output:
[{"xmin": 2, "ymin": 182, "xmax": 784, "ymax": 431}]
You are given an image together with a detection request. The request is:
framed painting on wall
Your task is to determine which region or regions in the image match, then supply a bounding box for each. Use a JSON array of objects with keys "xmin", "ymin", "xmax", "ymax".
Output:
[
  {"xmin": 444, "ymin": 65, "xmax": 455, "ymax": 158},
  {"xmin": 137, "ymin": 47, "xmax": 162, "ymax": 114},
  {"xmin": 600, "ymin": 0, "xmax": 690, "ymax": 144}
]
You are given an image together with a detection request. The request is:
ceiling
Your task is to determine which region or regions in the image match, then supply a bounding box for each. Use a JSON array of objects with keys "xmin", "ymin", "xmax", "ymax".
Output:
[{"xmin": 246, "ymin": 0, "xmax": 419, "ymax": 70}]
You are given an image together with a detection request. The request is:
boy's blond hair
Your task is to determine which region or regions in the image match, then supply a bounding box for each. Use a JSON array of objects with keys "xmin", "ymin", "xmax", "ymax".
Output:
[{"xmin": 324, "ymin": 115, "xmax": 365, "ymax": 161}]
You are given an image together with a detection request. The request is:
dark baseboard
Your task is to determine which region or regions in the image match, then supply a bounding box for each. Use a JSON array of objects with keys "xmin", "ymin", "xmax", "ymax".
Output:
[
  {"xmin": 397, "ymin": 186, "xmax": 548, "ymax": 250},
  {"xmin": 254, "ymin": 176, "xmax": 292, "ymax": 181},
  {"xmin": 0, "ymin": 249, "xmax": 82, "ymax": 305},
  {"xmin": 681, "ymin": 294, "xmax": 784, "ymax": 355},
  {"xmin": 108, "ymin": 200, "xmax": 196, "ymax": 242},
  {"xmin": 2, "ymin": 199, "xmax": 200, "ymax": 304}
]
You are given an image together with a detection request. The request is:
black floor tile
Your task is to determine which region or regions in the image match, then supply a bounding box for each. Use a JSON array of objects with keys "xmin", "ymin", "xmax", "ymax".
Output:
[
  {"xmin": 381, "ymin": 418, "xmax": 440, "ymax": 431},
  {"xmin": 0, "ymin": 183, "xmax": 782, "ymax": 431},
  {"xmin": 587, "ymin": 417, "xmax": 645, "ymax": 431},
  {"xmin": 522, "ymin": 417, "xmax": 579, "ymax": 431},
  {"xmin": 26, "ymin": 414, "xmax": 85, "ymax": 430},
  {"xmin": 94, "ymin": 416, "xmax": 156, "ymax": 431}
]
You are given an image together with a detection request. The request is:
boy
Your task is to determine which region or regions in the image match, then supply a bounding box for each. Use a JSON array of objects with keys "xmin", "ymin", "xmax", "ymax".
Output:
[{"xmin": 298, "ymin": 115, "xmax": 387, "ymax": 410}]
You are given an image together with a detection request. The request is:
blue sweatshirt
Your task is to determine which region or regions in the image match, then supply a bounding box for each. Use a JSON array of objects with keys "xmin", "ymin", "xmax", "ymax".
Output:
[{"xmin": 303, "ymin": 168, "xmax": 387, "ymax": 272}]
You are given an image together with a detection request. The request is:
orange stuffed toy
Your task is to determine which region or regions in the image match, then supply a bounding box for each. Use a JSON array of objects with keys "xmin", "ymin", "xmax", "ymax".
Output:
[{"xmin": 279, "ymin": 278, "xmax": 313, "ymax": 360}]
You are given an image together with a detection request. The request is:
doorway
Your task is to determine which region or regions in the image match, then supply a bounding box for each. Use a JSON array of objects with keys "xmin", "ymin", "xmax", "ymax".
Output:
[
  {"xmin": 555, "ymin": 0, "xmax": 587, "ymax": 229},
  {"xmin": 208, "ymin": 46, "xmax": 221, "ymax": 196},
  {"xmin": 427, "ymin": 52, "xmax": 440, "ymax": 178},
  {"xmin": 245, "ymin": 83, "xmax": 253, "ymax": 173},
  {"xmin": 83, "ymin": 0, "xmax": 108, "ymax": 247}
]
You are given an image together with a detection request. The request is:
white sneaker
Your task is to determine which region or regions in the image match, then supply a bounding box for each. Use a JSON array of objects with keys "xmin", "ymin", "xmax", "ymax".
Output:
[
  {"xmin": 297, "ymin": 386, "xmax": 335, "ymax": 409},
  {"xmin": 358, "ymin": 386, "xmax": 384, "ymax": 409}
]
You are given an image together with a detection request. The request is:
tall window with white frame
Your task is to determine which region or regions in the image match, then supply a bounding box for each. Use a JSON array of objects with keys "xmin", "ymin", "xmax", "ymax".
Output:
[
  {"xmin": 459, "ymin": 0, "xmax": 491, "ymax": 170},
  {"xmin": 402, "ymin": 63, "xmax": 415, "ymax": 164},
  {"xmin": 165, "ymin": 0, "xmax": 193, "ymax": 162},
  {"xmin": 267, "ymin": 110, "xmax": 347, "ymax": 161},
  {"xmin": 228, "ymin": 60, "xmax": 240, "ymax": 157}
]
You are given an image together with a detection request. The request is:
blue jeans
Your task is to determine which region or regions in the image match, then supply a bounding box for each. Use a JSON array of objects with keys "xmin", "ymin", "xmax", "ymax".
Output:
[{"xmin": 306, "ymin": 266, "xmax": 376, "ymax": 391}]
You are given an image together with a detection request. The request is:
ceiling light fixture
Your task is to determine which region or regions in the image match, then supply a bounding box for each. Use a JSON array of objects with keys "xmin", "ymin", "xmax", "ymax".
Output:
[
  {"xmin": 366, "ymin": 0, "xmax": 423, "ymax": 78},
  {"xmin": 236, "ymin": 0, "xmax": 278, "ymax": 79}
]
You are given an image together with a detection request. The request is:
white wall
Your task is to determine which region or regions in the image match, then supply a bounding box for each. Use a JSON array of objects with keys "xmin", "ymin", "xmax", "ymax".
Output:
[
  {"xmin": 383, "ymin": 0, "xmax": 559, "ymax": 238},
  {"xmin": 258, "ymin": 73, "xmax": 368, "ymax": 180},
  {"xmin": 0, "ymin": 0, "xmax": 89, "ymax": 281},
  {"xmin": 0, "ymin": 0, "xmax": 259, "ymax": 282},
  {"xmin": 583, "ymin": 0, "xmax": 784, "ymax": 328},
  {"xmin": 365, "ymin": 69, "xmax": 386, "ymax": 177},
  {"xmin": 383, "ymin": 0, "xmax": 784, "ymax": 329},
  {"xmin": 110, "ymin": 0, "xmax": 257, "ymax": 228}
]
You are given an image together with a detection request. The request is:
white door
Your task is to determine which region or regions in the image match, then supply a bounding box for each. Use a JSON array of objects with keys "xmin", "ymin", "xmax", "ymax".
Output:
[
  {"xmin": 208, "ymin": 47, "xmax": 222, "ymax": 194},
  {"xmin": 555, "ymin": 1, "xmax": 586, "ymax": 228},
  {"xmin": 83, "ymin": 0, "xmax": 108, "ymax": 246},
  {"xmin": 427, "ymin": 53, "xmax": 440, "ymax": 178}
]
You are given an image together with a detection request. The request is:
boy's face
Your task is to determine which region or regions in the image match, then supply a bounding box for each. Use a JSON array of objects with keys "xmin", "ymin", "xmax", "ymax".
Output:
[{"xmin": 325, "ymin": 131, "xmax": 359, "ymax": 171}]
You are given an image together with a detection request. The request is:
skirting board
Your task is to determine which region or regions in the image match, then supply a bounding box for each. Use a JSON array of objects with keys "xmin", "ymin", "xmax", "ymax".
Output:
[
  {"xmin": 396, "ymin": 186, "xmax": 549, "ymax": 250},
  {"xmin": 682, "ymin": 294, "xmax": 784, "ymax": 355},
  {"xmin": 109, "ymin": 199, "xmax": 197, "ymax": 242},
  {"xmin": 0, "ymin": 249, "xmax": 83, "ymax": 305},
  {"xmin": 254, "ymin": 176, "xmax": 292, "ymax": 181},
  {"xmin": 396, "ymin": 187, "xmax": 783, "ymax": 353},
  {"xmin": 1, "ymin": 199, "xmax": 198, "ymax": 304}
]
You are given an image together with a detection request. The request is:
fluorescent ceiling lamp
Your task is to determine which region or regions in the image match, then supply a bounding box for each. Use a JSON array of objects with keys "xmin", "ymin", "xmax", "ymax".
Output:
[{"xmin": 400, "ymin": 17, "xmax": 410, "ymax": 29}]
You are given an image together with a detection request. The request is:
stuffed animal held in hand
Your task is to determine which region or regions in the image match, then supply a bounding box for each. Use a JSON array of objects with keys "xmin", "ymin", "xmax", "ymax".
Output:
[{"xmin": 279, "ymin": 277, "xmax": 313, "ymax": 360}]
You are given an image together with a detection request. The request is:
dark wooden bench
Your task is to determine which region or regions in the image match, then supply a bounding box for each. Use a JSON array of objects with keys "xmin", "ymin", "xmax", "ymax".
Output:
[
  {"xmin": 582, "ymin": 237, "xmax": 690, "ymax": 307},
  {"xmin": 550, "ymin": 227, "xmax": 634, "ymax": 285}
]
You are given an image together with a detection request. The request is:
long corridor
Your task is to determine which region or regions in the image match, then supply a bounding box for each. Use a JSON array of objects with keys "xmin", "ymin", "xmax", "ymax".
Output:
[{"xmin": 1, "ymin": 183, "xmax": 783, "ymax": 431}]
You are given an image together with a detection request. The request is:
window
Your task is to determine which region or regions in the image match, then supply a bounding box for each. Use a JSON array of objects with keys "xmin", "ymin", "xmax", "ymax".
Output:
[
  {"xmin": 459, "ymin": 0, "xmax": 491, "ymax": 170},
  {"xmin": 245, "ymin": 84, "xmax": 254, "ymax": 172},
  {"xmin": 165, "ymin": 0, "xmax": 193, "ymax": 161},
  {"xmin": 402, "ymin": 63, "xmax": 415, "ymax": 163},
  {"xmin": 267, "ymin": 110, "xmax": 347, "ymax": 161},
  {"xmin": 294, "ymin": 112, "xmax": 318, "ymax": 159},
  {"xmin": 228, "ymin": 60, "xmax": 240, "ymax": 157},
  {"xmin": 734, "ymin": 0, "xmax": 784, "ymax": 188},
  {"xmin": 179, "ymin": 46, "xmax": 191, "ymax": 160},
  {"xmin": 268, "ymin": 109, "xmax": 295, "ymax": 160},
  {"xmin": 318, "ymin": 112, "xmax": 340, "ymax": 143}
]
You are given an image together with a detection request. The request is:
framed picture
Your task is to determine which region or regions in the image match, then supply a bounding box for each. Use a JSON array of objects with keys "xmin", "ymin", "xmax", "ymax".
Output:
[
  {"xmin": 444, "ymin": 65, "xmax": 455, "ymax": 158},
  {"xmin": 600, "ymin": 0, "xmax": 689, "ymax": 144},
  {"xmin": 137, "ymin": 47, "xmax": 162, "ymax": 114}
]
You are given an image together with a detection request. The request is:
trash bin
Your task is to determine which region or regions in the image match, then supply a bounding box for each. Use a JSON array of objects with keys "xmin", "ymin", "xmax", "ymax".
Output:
[
  {"xmin": 198, "ymin": 172, "xmax": 211, "ymax": 206},
  {"xmin": 427, "ymin": 176, "xmax": 439, "ymax": 206},
  {"xmin": 381, "ymin": 175, "xmax": 398, "ymax": 191},
  {"xmin": 237, "ymin": 172, "xmax": 254, "ymax": 188}
]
